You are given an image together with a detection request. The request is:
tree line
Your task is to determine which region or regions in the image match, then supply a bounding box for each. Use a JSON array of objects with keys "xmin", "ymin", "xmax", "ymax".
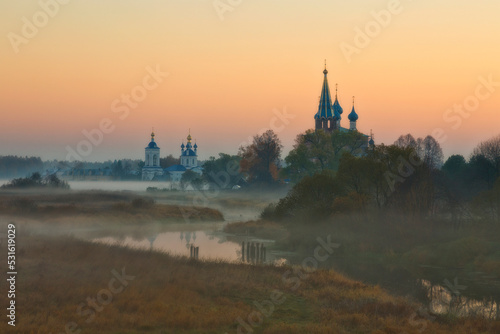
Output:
[{"xmin": 252, "ymin": 131, "xmax": 500, "ymax": 226}]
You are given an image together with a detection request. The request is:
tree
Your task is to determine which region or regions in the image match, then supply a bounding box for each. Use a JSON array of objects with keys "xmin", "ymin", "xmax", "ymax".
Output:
[
  {"xmin": 137, "ymin": 161, "xmax": 145, "ymax": 172},
  {"xmin": 467, "ymin": 154, "xmax": 497, "ymax": 191},
  {"xmin": 239, "ymin": 130, "xmax": 283, "ymax": 184},
  {"xmin": 394, "ymin": 134, "xmax": 419, "ymax": 152},
  {"xmin": 0, "ymin": 156, "xmax": 43, "ymax": 178},
  {"xmin": 282, "ymin": 129, "xmax": 368, "ymax": 182},
  {"xmin": 472, "ymin": 133, "xmax": 500, "ymax": 179},
  {"xmin": 442, "ymin": 155, "xmax": 466, "ymax": 176},
  {"xmin": 160, "ymin": 155, "xmax": 180, "ymax": 169},
  {"xmin": 282, "ymin": 130, "xmax": 331, "ymax": 181},
  {"xmin": 180, "ymin": 170, "xmax": 202, "ymax": 190},
  {"xmin": 471, "ymin": 177, "xmax": 500, "ymax": 223},
  {"xmin": 202, "ymin": 153, "xmax": 242, "ymax": 189},
  {"xmin": 111, "ymin": 160, "xmax": 124, "ymax": 179},
  {"xmin": 274, "ymin": 170, "xmax": 341, "ymax": 220},
  {"xmin": 331, "ymin": 130, "xmax": 369, "ymax": 157},
  {"xmin": 421, "ymin": 135, "xmax": 444, "ymax": 169},
  {"xmin": 394, "ymin": 134, "xmax": 443, "ymax": 170},
  {"xmin": 336, "ymin": 152, "xmax": 390, "ymax": 210},
  {"xmin": 1, "ymin": 172, "xmax": 69, "ymax": 189}
]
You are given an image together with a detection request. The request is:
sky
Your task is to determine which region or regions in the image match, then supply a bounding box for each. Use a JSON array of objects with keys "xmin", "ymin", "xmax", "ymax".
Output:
[{"xmin": 1, "ymin": 0, "xmax": 499, "ymax": 162}]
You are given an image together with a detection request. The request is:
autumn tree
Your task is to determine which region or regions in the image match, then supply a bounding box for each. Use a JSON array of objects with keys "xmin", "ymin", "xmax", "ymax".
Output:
[{"xmin": 239, "ymin": 130, "xmax": 283, "ymax": 184}]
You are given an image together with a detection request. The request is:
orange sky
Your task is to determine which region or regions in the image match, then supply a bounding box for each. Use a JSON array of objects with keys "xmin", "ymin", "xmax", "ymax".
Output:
[{"xmin": 1, "ymin": 0, "xmax": 499, "ymax": 161}]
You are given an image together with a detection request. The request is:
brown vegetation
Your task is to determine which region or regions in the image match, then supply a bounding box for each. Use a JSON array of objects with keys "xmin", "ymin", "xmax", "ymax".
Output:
[
  {"xmin": 0, "ymin": 190, "xmax": 224, "ymax": 223},
  {"xmin": 1, "ymin": 233, "xmax": 499, "ymax": 333}
]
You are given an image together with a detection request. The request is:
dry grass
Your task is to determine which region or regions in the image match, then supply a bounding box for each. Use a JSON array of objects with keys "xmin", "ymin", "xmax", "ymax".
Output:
[
  {"xmin": 0, "ymin": 190, "xmax": 224, "ymax": 224},
  {"xmin": 0, "ymin": 233, "xmax": 498, "ymax": 333}
]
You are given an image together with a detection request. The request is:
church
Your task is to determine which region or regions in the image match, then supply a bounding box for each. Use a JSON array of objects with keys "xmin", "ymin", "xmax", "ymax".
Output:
[
  {"xmin": 141, "ymin": 131, "xmax": 164, "ymax": 181},
  {"xmin": 165, "ymin": 131, "xmax": 203, "ymax": 182},
  {"xmin": 314, "ymin": 63, "xmax": 374, "ymax": 147},
  {"xmin": 141, "ymin": 130, "xmax": 202, "ymax": 182}
]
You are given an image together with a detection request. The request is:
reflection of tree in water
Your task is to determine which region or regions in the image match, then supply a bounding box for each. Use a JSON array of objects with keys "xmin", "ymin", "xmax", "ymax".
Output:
[{"xmin": 419, "ymin": 279, "xmax": 499, "ymax": 319}]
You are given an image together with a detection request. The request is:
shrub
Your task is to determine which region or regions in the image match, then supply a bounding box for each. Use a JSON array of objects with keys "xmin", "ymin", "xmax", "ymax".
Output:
[{"xmin": 131, "ymin": 197, "xmax": 155, "ymax": 208}]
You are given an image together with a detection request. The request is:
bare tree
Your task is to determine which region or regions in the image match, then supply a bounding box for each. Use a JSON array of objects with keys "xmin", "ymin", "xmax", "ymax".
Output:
[
  {"xmin": 472, "ymin": 134, "xmax": 500, "ymax": 176},
  {"xmin": 394, "ymin": 134, "xmax": 418, "ymax": 150},
  {"xmin": 422, "ymin": 135, "xmax": 444, "ymax": 169},
  {"xmin": 394, "ymin": 134, "xmax": 443, "ymax": 169}
]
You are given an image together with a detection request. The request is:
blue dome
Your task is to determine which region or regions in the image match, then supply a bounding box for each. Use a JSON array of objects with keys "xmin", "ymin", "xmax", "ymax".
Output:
[
  {"xmin": 194, "ymin": 143, "xmax": 198, "ymax": 149},
  {"xmin": 369, "ymin": 138, "xmax": 374, "ymax": 146},
  {"xmin": 182, "ymin": 149, "xmax": 197, "ymax": 157},
  {"xmin": 333, "ymin": 98, "xmax": 343, "ymax": 116},
  {"xmin": 333, "ymin": 106, "xmax": 341, "ymax": 121},
  {"xmin": 348, "ymin": 106, "xmax": 358, "ymax": 122},
  {"xmin": 181, "ymin": 143, "xmax": 185, "ymax": 149},
  {"xmin": 147, "ymin": 141, "xmax": 158, "ymax": 148}
]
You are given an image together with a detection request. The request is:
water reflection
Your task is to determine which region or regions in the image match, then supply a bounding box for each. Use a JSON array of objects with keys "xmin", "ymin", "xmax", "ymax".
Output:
[
  {"xmin": 419, "ymin": 279, "xmax": 499, "ymax": 319},
  {"xmin": 93, "ymin": 230, "xmax": 280, "ymax": 264},
  {"xmin": 241, "ymin": 241, "xmax": 267, "ymax": 264}
]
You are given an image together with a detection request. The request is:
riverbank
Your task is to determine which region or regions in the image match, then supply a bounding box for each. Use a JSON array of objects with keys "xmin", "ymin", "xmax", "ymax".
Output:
[
  {"xmin": 0, "ymin": 190, "xmax": 223, "ymax": 224},
  {"xmin": 0, "ymin": 232, "xmax": 498, "ymax": 333},
  {"xmin": 225, "ymin": 215, "xmax": 500, "ymax": 317}
]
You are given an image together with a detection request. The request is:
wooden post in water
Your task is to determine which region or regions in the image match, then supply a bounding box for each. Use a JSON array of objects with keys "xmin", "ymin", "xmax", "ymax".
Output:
[
  {"xmin": 241, "ymin": 242, "xmax": 245, "ymax": 262},
  {"xmin": 195, "ymin": 247, "xmax": 199, "ymax": 259},
  {"xmin": 254, "ymin": 243, "xmax": 258, "ymax": 263},
  {"xmin": 246, "ymin": 242, "xmax": 250, "ymax": 261},
  {"xmin": 190, "ymin": 245, "xmax": 193, "ymax": 258}
]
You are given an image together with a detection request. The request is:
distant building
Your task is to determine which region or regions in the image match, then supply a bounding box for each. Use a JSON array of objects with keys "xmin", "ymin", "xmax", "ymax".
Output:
[
  {"xmin": 313, "ymin": 62, "xmax": 374, "ymax": 148},
  {"xmin": 142, "ymin": 131, "xmax": 164, "ymax": 181},
  {"xmin": 165, "ymin": 131, "xmax": 203, "ymax": 182}
]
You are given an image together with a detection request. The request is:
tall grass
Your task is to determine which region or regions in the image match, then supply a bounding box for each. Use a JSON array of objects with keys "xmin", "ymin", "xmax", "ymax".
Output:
[{"xmin": 0, "ymin": 233, "xmax": 498, "ymax": 333}]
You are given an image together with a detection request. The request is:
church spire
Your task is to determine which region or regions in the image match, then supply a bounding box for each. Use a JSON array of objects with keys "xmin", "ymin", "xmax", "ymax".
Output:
[{"xmin": 314, "ymin": 61, "xmax": 334, "ymax": 122}]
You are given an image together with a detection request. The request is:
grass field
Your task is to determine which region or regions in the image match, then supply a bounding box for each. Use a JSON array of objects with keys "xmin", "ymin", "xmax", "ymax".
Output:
[
  {"xmin": 1, "ymin": 189, "xmax": 499, "ymax": 333},
  {"xmin": 0, "ymin": 232, "xmax": 499, "ymax": 333},
  {"xmin": 0, "ymin": 190, "xmax": 224, "ymax": 225}
]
